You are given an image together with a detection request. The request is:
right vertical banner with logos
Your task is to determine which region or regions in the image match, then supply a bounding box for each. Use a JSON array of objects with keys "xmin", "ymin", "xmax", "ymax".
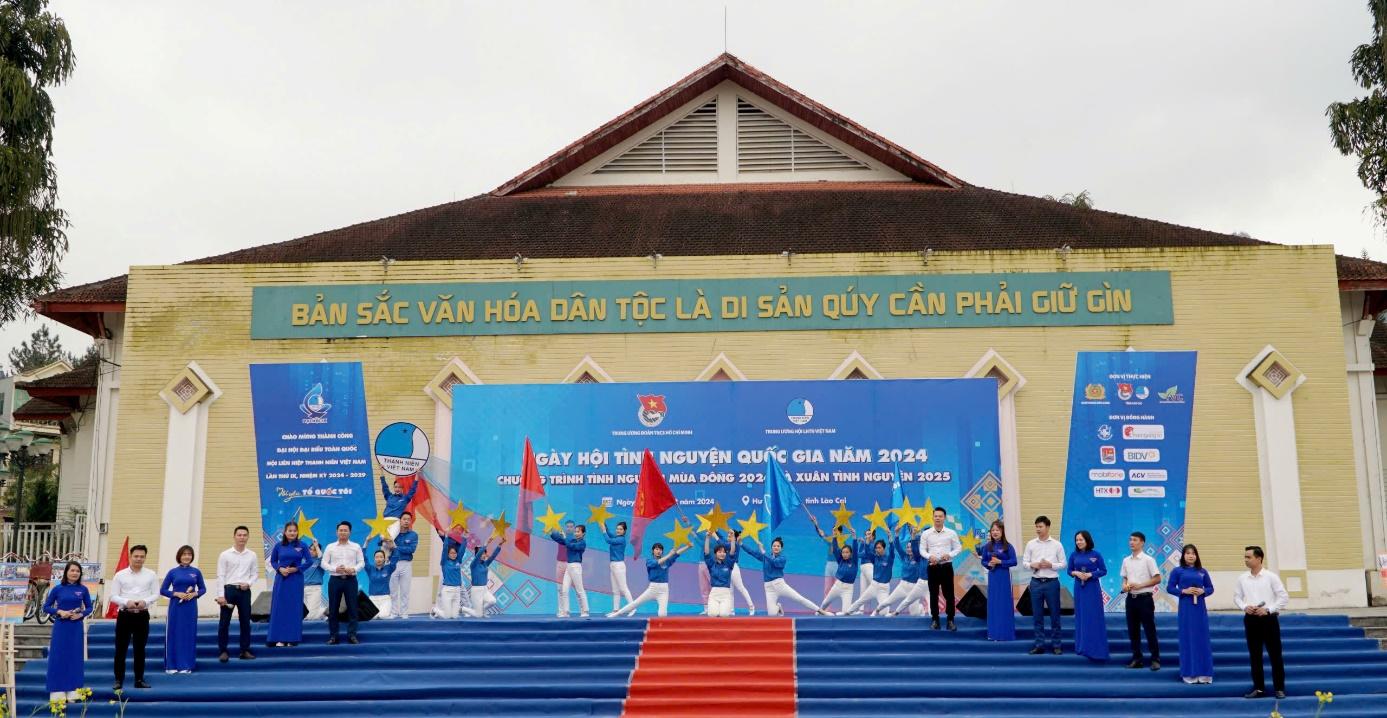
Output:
[{"xmin": 1059, "ymin": 350, "xmax": 1198, "ymax": 612}]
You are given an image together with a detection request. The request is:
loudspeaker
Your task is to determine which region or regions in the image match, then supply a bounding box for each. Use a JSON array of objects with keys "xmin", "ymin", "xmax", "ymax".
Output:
[
  {"xmin": 251, "ymin": 591, "xmax": 315, "ymax": 622},
  {"xmin": 1016, "ymin": 584, "xmax": 1076, "ymax": 616},
  {"xmin": 957, "ymin": 585, "xmax": 988, "ymax": 620},
  {"xmin": 333, "ymin": 590, "xmax": 379, "ymax": 622}
]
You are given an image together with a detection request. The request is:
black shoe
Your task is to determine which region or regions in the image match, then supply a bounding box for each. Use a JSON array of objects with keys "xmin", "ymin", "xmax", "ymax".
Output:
[
  {"xmin": 1125, "ymin": 659, "xmax": 1143, "ymax": 669},
  {"xmin": 931, "ymin": 619, "xmax": 941, "ymax": 629},
  {"xmin": 218, "ymin": 652, "xmax": 229, "ymax": 663},
  {"xmin": 348, "ymin": 635, "xmax": 360, "ymax": 644},
  {"xmin": 1244, "ymin": 689, "xmax": 1266, "ymax": 699},
  {"xmin": 112, "ymin": 682, "xmax": 122, "ymax": 692},
  {"xmin": 1029, "ymin": 646, "xmax": 1044, "ymax": 655},
  {"xmin": 946, "ymin": 619, "xmax": 956, "ymax": 631},
  {"xmin": 1150, "ymin": 660, "xmax": 1160, "ymax": 671},
  {"xmin": 1274, "ymin": 691, "xmax": 1286, "ymax": 700},
  {"xmin": 240, "ymin": 651, "xmax": 255, "ymax": 660},
  {"xmin": 135, "ymin": 680, "xmax": 151, "ymax": 689},
  {"xmin": 327, "ymin": 637, "xmax": 339, "ymax": 645},
  {"xmin": 1052, "ymin": 647, "xmax": 1062, "ymax": 655}
]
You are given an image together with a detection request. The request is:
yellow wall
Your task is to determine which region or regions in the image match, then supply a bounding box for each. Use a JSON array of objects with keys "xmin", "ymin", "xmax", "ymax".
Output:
[{"xmin": 107, "ymin": 244, "xmax": 1358, "ymax": 577}]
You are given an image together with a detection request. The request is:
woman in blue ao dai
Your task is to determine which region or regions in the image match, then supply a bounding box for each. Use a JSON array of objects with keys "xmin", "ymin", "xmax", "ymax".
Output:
[
  {"xmin": 1166, "ymin": 543, "xmax": 1215, "ymax": 684},
  {"xmin": 1068, "ymin": 530, "xmax": 1109, "ymax": 661},
  {"xmin": 44, "ymin": 561, "xmax": 93, "ymax": 700},
  {"xmin": 976, "ymin": 520, "xmax": 1017, "ymax": 640},
  {"xmin": 268, "ymin": 521, "xmax": 313, "ymax": 646},
  {"xmin": 160, "ymin": 545, "xmax": 207, "ymax": 673}
]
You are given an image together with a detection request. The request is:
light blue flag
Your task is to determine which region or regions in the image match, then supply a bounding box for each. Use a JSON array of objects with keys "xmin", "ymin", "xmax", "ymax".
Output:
[
  {"xmin": 890, "ymin": 461, "xmax": 904, "ymax": 519},
  {"xmin": 764, "ymin": 453, "xmax": 803, "ymax": 531}
]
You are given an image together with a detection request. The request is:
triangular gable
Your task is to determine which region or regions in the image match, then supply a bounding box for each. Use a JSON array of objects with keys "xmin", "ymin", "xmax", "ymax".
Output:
[{"xmin": 493, "ymin": 53, "xmax": 964, "ymax": 195}]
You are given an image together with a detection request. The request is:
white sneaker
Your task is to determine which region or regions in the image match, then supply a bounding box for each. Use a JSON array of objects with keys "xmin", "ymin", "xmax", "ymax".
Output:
[
  {"xmin": 605, "ymin": 612, "xmax": 618, "ymax": 618},
  {"xmin": 748, "ymin": 608, "xmax": 756, "ymax": 616}
]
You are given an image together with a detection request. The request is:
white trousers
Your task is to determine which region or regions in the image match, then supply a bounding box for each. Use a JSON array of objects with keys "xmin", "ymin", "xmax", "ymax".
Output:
[
  {"xmin": 854, "ymin": 563, "xmax": 875, "ymax": 610},
  {"xmin": 764, "ymin": 578, "xmax": 820, "ymax": 616},
  {"xmin": 463, "ymin": 586, "xmax": 498, "ymax": 618},
  {"xmin": 433, "ymin": 585, "xmax": 463, "ymax": 619},
  {"xmin": 895, "ymin": 578, "xmax": 930, "ymax": 616},
  {"xmin": 609, "ymin": 561, "xmax": 633, "ymax": 610},
  {"xmin": 876, "ymin": 579, "xmax": 917, "ymax": 615},
  {"xmin": 370, "ymin": 594, "xmax": 392, "ymax": 617},
  {"xmin": 845, "ymin": 580, "xmax": 889, "ymax": 615},
  {"xmin": 730, "ymin": 564, "xmax": 755, "ymax": 613},
  {"xmin": 558, "ymin": 563, "xmax": 589, "ymax": 616},
  {"xmin": 699, "ymin": 562, "xmax": 711, "ymax": 606},
  {"xmin": 820, "ymin": 579, "xmax": 855, "ymax": 613},
  {"xmin": 611, "ymin": 582, "xmax": 670, "ymax": 617},
  {"xmin": 707, "ymin": 586, "xmax": 734, "ymax": 617},
  {"xmin": 304, "ymin": 585, "xmax": 326, "ymax": 620},
  {"xmin": 389, "ymin": 560, "xmax": 412, "ymax": 617}
]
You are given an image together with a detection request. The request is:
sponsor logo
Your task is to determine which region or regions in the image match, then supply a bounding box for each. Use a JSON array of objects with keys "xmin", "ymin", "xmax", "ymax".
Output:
[
  {"xmin": 1100, "ymin": 446, "xmax": 1117, "ymax": 464},
  {"xmin": 1157, "ymin": 385, "xmax": 1186, "ymax": 403},
  {"xmin": 1129, "ymin": 469, "xmax": 1168, "ymax": 482},
  {"xmin": 1122, "ymin": 424, "xmax": 1165, "ymax": 440},
  {"xmin": 1089, "ymin": 469, "xmax": 1125, "ymax": 482},
  {"xmin": 1128, "ymin": 486, "xmax": 1166, "ymax": 498},
  {"xmin": 637, "ymin": 394, "xmax": 668, "ymax": 428},
  {"xmin": 1097, "ymin": 424, "xmax": 1113, "ymax": 440},
  {"xmin": 1124, "ymin": 448, "xmax": 1161, "ymax": 462},
  {"xmin": 300, "ymin": 383, "xmax": 332, "ymax": 424},
  {"xmin": 1116, "ymin": 382, "xmax": 1133, "ymax": 401},
  {"xmin": 1093, "ymin": 486, "xmax": 1123, "ymax": 498},
  {"xmin": 786, "ymin": 398, "xmax": 815, "ymax": 426},
  {"xmin": 1134, "ymin": 386, "xmax": 1150, "ymax": 400},
  {"xmin": 1084, "ymin": 384, "xmax": 1106, "ymax": 401}
]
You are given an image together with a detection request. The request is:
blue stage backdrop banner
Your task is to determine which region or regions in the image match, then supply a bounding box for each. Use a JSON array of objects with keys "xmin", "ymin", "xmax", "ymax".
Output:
[
  {"xmin": 1058, "ymin": 351, "xmax": 1197, "ymax": 612},
  {"xmin": 450, "ymin": 379, "xmax": 1002, "ymax": 615},
  {"xmin": 249, "ymin": 362, "xmax": 375, "ymax": 569}
]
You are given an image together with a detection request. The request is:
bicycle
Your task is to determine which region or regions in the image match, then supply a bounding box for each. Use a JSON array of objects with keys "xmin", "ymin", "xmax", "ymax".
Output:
[{"xmin": 21, "ymin": 553, "xmax": 54, "ymax": 624}]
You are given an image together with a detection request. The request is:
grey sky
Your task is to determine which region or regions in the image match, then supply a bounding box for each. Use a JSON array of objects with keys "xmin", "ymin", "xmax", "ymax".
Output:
[{"xmin": 4, "ymin": 1, "xmax": 1379, "ymax": 362}]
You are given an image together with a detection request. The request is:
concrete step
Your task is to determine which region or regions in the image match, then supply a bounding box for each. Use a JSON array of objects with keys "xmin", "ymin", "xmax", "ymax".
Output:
[
  {"xmin": 1360, "ymin": 626, "xmax": 1387, "ymax": 639},
  {"xmin": 1350, "ymin": 615, "xmax": 1387, "ymax": 628}
]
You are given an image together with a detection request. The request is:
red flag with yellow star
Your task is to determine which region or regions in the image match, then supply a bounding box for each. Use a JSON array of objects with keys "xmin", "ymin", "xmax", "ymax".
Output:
[
  {"xmin": 514, "ymin": 437, "xmax": 545, "ymax": 556},
  {"xmin": 629, "ymin": 449, "xmax": 676, "ymax": 555}
]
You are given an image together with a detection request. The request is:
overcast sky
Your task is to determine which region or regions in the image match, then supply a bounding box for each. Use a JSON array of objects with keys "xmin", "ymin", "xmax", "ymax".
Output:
[{"xmin": 3, "ymin": 1, "xmax": 1380, "ymax": 364}]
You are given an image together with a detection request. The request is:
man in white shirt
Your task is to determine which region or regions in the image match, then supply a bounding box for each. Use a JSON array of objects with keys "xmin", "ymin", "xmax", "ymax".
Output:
[
  {"xmin": 1022, "ymin": 515, "xmax": 1066, "ymax": 655},
  {"xmin": 214, "ymin": 525, "xmax": 258, "ymax": 663},
  {"xmin": 110, "ymin": 543, "xmax": 159, "ymax": 690},
  {"xmin": 917, "ymin": 506, "xmax": 962, "ymax": 630},
  {"xmin": 1119, "ymin": 531, "xmax": 1161, "ymax": 671},
  {"xmin": 1233, "ymin": 545, "xmax": 1290, "ymax": 700},
  {"xmin": 322, "ymin": 520, "xmax": 366, "ymax": 644}
]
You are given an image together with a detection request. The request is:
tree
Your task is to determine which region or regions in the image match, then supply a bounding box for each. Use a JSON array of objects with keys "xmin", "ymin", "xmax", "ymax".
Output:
[
  {"xmin": 1328, "ymin": 1, "xmax": 1387, "ymax": 225},
  {"xmin": 1043, "ymin": 190, "xmax": 1095, "ymax": 209},
  {"xmin": 1, "ymin": 456, "xmax": 57, "ymax": 523},
  {"xmin": 6, "ymin": 323, "xmax": 69, "ymax": 373},
  {"xmin": 0, "ymin": 0, "xmax": 75, "ymax": 324}
]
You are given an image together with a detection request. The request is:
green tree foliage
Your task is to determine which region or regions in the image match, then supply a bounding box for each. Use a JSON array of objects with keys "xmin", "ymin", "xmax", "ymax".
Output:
[
  {"xmin": 0, "ymin": 0, "xmax": 75, "ymax": 324},
  {"xmin": 1, "ymin": 456, "xmax": 57, "ymax": 522},
  {"xmin": 1328, "ymin": 1, "xmax": 1387, "ymax": 224},
  {"xmin": 6, "ymin": 323, "xmax": 70, "ymax": 373},
  {"xmin": 1043, "ymin": 190, "xmax": 1095, "ymax": 209}
]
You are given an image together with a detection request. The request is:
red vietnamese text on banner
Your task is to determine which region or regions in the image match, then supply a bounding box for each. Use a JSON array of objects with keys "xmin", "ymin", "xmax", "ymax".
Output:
[{"xmin": 629, "ymin": 449, "xmax": 676, "ymax": 555}]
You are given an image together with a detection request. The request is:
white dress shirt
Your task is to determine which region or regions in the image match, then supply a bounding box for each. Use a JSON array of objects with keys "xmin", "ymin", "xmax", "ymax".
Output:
[
  {"xmin": 919, "ymin": 527, "xmax": 962, "ymax": 562},
  {"xmin": 1120, "ymin": 553, "xmax": 1161, "ymax": 595},
  {"xmin": 110, "ymin": 567, "xmax": 161, "ymax": 609},
  {"xmin": 1022, "ymin": 537, "xmax": 1067, "ymax": 579},
  {"xmin": 1233, "ymin": 569, "xmax": 1290, "ymax": 614},
  {"xmin": 216, "ymin": 546, "xmax": 259, "ymax": 594},
  {"xmin": 321, "ymin": 540, "xmax": 365, "ymax": 576}
]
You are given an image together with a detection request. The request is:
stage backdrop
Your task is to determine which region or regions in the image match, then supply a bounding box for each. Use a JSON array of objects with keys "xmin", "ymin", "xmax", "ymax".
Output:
[
  {"xmin": 249, "ymin": 362, "xmax": 376, "ymax": 578},
  {"xmin": 449, "ymin": 379, "xmax": 1002, "ymax": 615},
  {"xmin": 1059, "ymin": 351, "xmax": 1198, "ymax": 612}
]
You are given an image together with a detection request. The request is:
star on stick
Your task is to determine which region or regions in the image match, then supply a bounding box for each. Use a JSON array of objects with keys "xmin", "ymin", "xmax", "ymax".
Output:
[
  {"xmin": 736, "ymin": 510, "xmax": 769, "ymax": 548},
  {"xmin": 447, "ymin": 501, "xmax": 474, "ymax": 530},
  {"xmin": 293, "ymin": 508, "xmax": 319, "ymax": 544},
  {"xmin": 489, "ymin": 512, "xmax": 511, "ymax": 539},
  {"xmin": 664, "ymin": 521, "xmax": 695, "ymax": 550},
  {"xmin": 960, "ymin": 530, "xmax": 981, "ymax": 554},
  {"xmin": 863, "ymin": 502, "xmax": 893, "ymax": 535},
  {"xmin": 363, "ymin": 510, "xmax": 395, "ymax": 542},
  {"xmin": 830, "ymin": 501, "xmax": 856, "ymax": 532},
  {"xmin": 699, "ymin": 503, "xmax": 735, "ymax": 534},
  {"xmin": 587, "ymin": 502, "xmax": 615, "ymax": 527},
  {"xmin": 537, "ymin": 504, "xmax": 566, "ymax": 534},
  {"xmin": 891, "ymin": 496, "xmax": 918, "ymax": 527}
]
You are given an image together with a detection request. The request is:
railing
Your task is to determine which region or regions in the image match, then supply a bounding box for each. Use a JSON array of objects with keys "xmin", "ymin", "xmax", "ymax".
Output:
[
  {"xmin": 0, "ymin": 621, "xmax": 13, "ymax": 714},
  {"xmin": 0, "ymin": 522, "xmax": 87, "ymax": 561}
]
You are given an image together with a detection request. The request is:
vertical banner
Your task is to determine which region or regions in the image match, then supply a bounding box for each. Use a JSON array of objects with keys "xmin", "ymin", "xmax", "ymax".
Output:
[
  {"xmin": 249, "ymin": 362, "xmax": 375, "ymax": 563},
  {"xmin": 1059, "ymin": 351, "xmax": 1197, "ymax": 611}
]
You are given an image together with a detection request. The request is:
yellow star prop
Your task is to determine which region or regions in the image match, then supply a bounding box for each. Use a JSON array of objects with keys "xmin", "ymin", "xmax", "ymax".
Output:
[
  {"xmin": 695, "ymin": 512, "xmax": 712, "ymax": 532},
  {"xmin": 536, "ymin": 504, "xmax": 566, "ymax": 534},
  {"xmin": 864, "ymin": 502, "xmax": 892, "ymax": 535},
  {"xmin": 363, "ymin": 510, "xmax": 394, "ymax": 543},
  {"xmin": 892, "ymin": 496, "xmax": 918, "ymax": 527},
  {"xmin": 447, "ymin": 501, "xmax": 474, "ymax": 530},
  {"xmin": 699, "ymin": 503, "xmax": 735, "ymax": 534},
  {"xmin": 920, "ymin": 498, "xmax": 937, "ymax": 529},
  {"xmin": 960, "ymin": 530, "xmax": 981, "ymax": 554},
  {"xmin": 489, "ymin": 512, "xmax": 511, "ymax": 539},
  {"xmin": 736, "ymin": 510, "xmax": 769, "ymax": 548},
  {"xmin": 664, "ymin": 521, "xmax": 695, "ymax": 549},
  {"xmin": 830, "ymin": 500, "xmax": 856, "ymax": 532},
  {"xmin": 293, "ymin": 508, "xmax": 319, "ymax": 544},
  {"xmin": 587, "ymin": 502, "xmax": 615, "ymax": 526}
]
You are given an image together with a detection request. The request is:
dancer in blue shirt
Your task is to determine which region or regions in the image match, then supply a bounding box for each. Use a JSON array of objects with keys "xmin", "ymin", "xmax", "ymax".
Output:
[
  {"xmin": 463, "ymin": 533, "xmax": 506, "ymax": 618},
  {"xmin": 810, "ymin": 513, "xmax": 859, "ymax": 615},
  {"xmin": 742, "ymin": 537, "xmax": 830, "ymax": 616},
  {"xmin": 820, "ymin": 524, "xmax": 852, "ymax": 612},
  {"xmin": 431, "ymin": 532, "xmax": 466, "ymax": 619},
  {"xmin": 383, "ymin": 511, "xmax": 419, "ymax": 618},
  {"xmin": 609, "ymin": 541, "xmax": 691, "ymax": 617},
  {"xmin": 303, "ymin": 541, "xmax": 326, "ymax": 619},
  {"xmin": 380, "ymin": 475, "xmax": 419, "ymax": 524},
  {"xmin": 267, "ymin": 521, "xmax": 313, "ymax": 647},
  {"xmin": 160, "ymin": 545, "xmax": 206, "ymax": 672},
  {"xmin": 878, "ymin": 522, "xmax": 924, "ymax": 616},
  {"xmin": 703, "ymin": 529, "xmax": 739, "ymax": 616},
  {"xmin": 43, "ymin": 561, "xmax": 92, "ymax": 702},
  {"xmin": 601, "ymin": 520, "xmax": 634, "ymax": 612},
  {"xmin": 551, "ymin": 524, "xmax": 591, "ymax": 617},
  {"xmin": 363, "ymin": 546, "xmax": 395, "ymax": 617},
  {"xmin": 845, "ymin": 535, "xmax": 894, "ymax": 615},
  {"xmin": 853, "ymin": 530, "xmax": 877, "ymax": 613},
  {"xmin": 1166, "ymin": 544, "xmax": 1215, "ymax": 684},
  {"xmin": 977, "ymin": 520, "xmax": 1017, "ymax": 640},
  {"xmin": 1068, "ymin": 530, "xmax": 1109, "ymax": 661}
]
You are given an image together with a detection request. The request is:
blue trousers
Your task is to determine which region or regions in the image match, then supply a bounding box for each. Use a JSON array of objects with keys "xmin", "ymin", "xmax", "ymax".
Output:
[{"xmin": 1030, "ymin": 577, "xmax": 1061, "ymax": 648}]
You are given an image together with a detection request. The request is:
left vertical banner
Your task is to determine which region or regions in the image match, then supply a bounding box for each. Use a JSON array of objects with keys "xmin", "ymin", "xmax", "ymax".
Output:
[{"xmin": 249, "ymin": 362, "xmax": 375, "ymax": 563}]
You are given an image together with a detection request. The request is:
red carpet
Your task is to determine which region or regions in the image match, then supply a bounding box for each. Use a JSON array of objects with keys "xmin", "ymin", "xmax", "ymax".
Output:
[{"xmin": 622, "ymin": 617, "xmax": 797, "ymax": 717}]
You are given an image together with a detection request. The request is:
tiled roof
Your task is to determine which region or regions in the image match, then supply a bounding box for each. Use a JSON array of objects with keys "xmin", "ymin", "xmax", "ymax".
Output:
[
  {"xmin": 12, "ymin": 397, "xmax": 73, "ymax": 421},
  {"xmin": 33, "ymin": 274, "xmax": 126, "ymax": 305},
  {"xmin": 18, "ymin": 362, "xmax": 97, "ymax": 393},
  {"xmin": 1337, "ymin": 255, "xmax": 1387, "ymax": 285}
]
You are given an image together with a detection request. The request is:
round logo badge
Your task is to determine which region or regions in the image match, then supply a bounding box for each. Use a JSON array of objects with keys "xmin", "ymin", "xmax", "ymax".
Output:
[
  {"xmin": 374, "ymin": 421, "xmax": 431, "ymax": 476},
  {"xmin": 787, "ymin": 398, "xmax": 814, "ymax": 426}
]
